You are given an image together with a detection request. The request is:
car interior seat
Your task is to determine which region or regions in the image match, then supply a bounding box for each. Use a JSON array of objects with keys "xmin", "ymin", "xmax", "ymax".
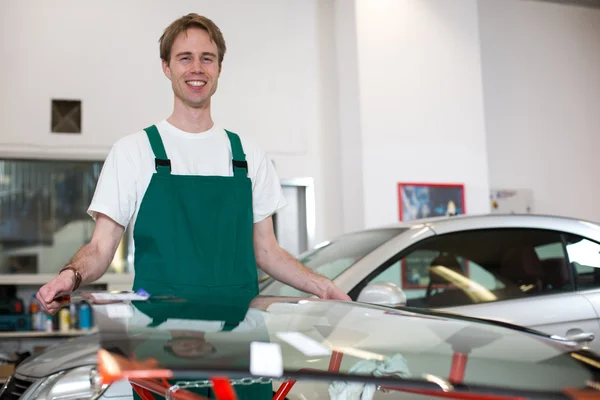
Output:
[
  {"xmin": 425, "ymin": 253, "xmax": 472, "ymax": 307},
  {"xmin": 500, "ymin": 246, "xmax": 545, "ymax": 294},
  {"xmin": 540, "ymin": 257, "xmax": 570, "ymax": 291}
]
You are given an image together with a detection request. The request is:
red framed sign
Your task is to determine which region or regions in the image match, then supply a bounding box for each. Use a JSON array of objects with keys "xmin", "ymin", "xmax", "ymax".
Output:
[{"xmin": 398, "ymin": 182, "xmax": 466, "ymax": 222}]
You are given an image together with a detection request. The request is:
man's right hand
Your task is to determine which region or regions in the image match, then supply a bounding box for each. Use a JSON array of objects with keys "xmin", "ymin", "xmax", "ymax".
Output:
[
  {"xmin": 34, "ymin": 213, "xmax": 126, "ymax": 314},
  {"xmin": 36, "ymin": 271, "xmax": 74, "ymax": 315}
]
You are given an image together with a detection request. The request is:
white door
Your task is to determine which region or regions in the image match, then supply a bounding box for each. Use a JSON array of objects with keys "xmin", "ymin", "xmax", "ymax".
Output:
[
  {"xmin": 563, "ymin": 233, "xmax": 600, "ymax": 347},
  {"xmin": 445, "ymin": 291, "xmax": 599, "ymax": 352},
  {"xmin": 357, "ymin": 227, "xmax": 600, "ymax": 353}
]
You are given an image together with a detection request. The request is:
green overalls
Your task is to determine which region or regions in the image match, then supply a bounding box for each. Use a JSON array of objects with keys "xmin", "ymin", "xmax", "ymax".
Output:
[{"xmin": 130, "ymin": 125, "xmax": 271, "ymax": 399}]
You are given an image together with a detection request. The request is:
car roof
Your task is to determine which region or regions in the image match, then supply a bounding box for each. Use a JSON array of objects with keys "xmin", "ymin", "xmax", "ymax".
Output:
[
  {"xmin": 384, "ymin": 212, "xmax": 597, "ymax": 227},
  {"xmin": 345, "ymin": 213, "xmax": 600, "ymax": 234}
]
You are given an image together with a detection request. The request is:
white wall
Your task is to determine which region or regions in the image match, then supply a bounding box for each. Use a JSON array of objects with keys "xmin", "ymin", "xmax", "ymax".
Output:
[
  {"xmin": 480, "ymin": 0, "xmax": 600, "ymax": 222},
  {"xmin": 354, "ymin": 0, "xmax": 491, "ymax": 228},
  {"xmin": 5, "ymin": 0, "xmax": 599, "ymax": 250},
  {"xmin": 332, "ymin": 0, "xmax": 366, "ymax": 234},
  {"xmin": 0, "ymin": 0, "xmax": 342, "ymax": 245}
]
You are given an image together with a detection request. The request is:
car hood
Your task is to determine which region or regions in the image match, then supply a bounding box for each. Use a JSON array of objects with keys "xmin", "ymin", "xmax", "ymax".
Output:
[
  {"xmin": 16, "ymin": 333, "xmax": 98, "ymax": 379},
  {"xmin": 89, "ymin": 292, "xmax": 600, "ymax": 398}
]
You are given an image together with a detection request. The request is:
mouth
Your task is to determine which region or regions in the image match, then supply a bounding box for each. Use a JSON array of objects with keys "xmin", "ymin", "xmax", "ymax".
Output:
[{"xmin": 185, "ymin": 80, "xmax": 206, "ymax": 88}]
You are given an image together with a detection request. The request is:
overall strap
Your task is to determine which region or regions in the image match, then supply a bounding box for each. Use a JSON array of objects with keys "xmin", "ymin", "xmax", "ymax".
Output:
[
  {"xmin": 143, "ymin": 125, "xmax": 171, "ymax": 174},
  {"xmin": 225, "ymin": 130, "xmax": 248, "ymax": 178}
]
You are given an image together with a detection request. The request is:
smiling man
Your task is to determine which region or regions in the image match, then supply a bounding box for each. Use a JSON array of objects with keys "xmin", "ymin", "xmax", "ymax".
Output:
[{"xmin": 37, "ymin": 14, "xmax": 349, "ymax": 318}]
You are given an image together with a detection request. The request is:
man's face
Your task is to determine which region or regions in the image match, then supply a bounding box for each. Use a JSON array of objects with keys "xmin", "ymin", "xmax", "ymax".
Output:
[
  {"xmin": 169, "ymin": 337, "xmax": 215, "ymax": 358},
  {"xmin": 162, "ymin": 28, "xmax": 221, "ymax": 109}
]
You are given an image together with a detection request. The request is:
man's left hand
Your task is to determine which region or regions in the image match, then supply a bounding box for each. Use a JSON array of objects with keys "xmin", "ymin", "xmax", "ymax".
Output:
[{"xmin": 320, "ymin": 282, "xmax": 352, "ymax": 301}]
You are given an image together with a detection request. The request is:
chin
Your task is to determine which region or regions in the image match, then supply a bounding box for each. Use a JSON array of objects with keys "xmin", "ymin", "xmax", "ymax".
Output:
[
  {"xmin": 186, "ymin": 100, "xmax": 210, "ymax": 109},
  {"xmin": 176, "ymin": 95, "xmax": 208, "ymax": 109}
]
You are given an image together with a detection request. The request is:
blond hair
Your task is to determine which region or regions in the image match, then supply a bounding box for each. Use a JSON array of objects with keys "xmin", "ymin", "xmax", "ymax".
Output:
[{"xmin": 159, "ymin": 13, "xmax": 226, "ymax": 66}]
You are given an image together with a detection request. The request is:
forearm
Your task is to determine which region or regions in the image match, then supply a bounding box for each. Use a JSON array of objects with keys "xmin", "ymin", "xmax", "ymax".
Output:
[
  {"xmin": 37, "ymin": 213, "xmax": 125, "ymax": 313},
  {"xmin": 64, "ymin": 240, "xmax": 117, "ymax": 286},
  {"xmin": 257, "ymin": 245, "xmax": 328, "ymax": 297}
]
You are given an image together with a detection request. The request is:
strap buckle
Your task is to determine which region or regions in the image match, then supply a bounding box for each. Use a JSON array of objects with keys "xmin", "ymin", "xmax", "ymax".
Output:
[
  {"xmin": 232, "ymin": 160, "xmax": 248, "ymax": 171},
  {"xmin": 155, "ymin": 158, "xmax": 171, "ymax": 171}
]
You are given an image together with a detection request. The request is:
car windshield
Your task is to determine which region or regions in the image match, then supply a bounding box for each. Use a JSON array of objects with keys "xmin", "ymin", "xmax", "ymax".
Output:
[
  {"xmin": 88, "ymin": 292, "xmax": 598, "ymax": 399},
  {"xmin": 261, "ymin": 228, "xmax": 406, "ymax": 297}
]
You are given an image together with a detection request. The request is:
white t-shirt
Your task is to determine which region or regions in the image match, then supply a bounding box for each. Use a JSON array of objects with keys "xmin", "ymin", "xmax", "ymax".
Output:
[{"xmin": 87, "ymin": 120, "xmax": 287, "ymax": 229}]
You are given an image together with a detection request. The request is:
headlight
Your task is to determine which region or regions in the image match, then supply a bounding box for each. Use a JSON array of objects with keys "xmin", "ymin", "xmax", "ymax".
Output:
[{"xmin": 21, "ymin": 366, "xmax": 108, "ymax": 400}]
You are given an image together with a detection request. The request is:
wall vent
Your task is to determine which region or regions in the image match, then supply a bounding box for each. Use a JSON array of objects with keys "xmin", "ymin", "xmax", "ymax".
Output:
[{"xmin": 51, "ymin": 99, "xmax": 82, "ymax": 134}]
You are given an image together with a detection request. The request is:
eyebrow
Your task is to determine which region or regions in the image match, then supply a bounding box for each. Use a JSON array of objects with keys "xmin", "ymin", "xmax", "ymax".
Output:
[{"xmin": 175, "ymin": 51, "xmax": 217, "ymax": 59}]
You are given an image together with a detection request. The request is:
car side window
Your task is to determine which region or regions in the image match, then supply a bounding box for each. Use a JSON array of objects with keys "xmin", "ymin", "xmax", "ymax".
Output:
[
  {"xmin": 564, "ymin": 235, "xmax": 600, "ymax": 290},
  {"xmin": 358, "ymin": 228, "xmax": 573, "ymax": 308}
]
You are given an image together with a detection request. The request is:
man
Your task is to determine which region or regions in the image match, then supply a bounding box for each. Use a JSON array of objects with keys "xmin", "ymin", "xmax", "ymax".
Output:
[{"xmin": 36, "ymin": 13, "xmax": 350, "ymax": 314}]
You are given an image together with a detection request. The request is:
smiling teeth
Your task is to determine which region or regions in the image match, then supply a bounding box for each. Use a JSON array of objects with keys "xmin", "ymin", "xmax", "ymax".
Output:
[{"xmin": 187, "ymin": 81, "xmax": 206, "ymax": 87}]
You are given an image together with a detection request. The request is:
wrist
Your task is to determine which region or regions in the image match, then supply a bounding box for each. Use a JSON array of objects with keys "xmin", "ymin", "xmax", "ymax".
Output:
[
  {"xmin": 312, "ymin": 275, "xmax": 332, "ymax": 298},
  {"xmin": 57, "ymin": 270, "xmax": 75, "ymax": 291},
  {"xmin": 59, "ymin": 266, "xmax": 82, "ymax": 291}
]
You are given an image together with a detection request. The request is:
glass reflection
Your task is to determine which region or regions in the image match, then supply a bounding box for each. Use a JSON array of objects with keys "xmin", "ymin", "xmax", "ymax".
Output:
[{"xmin": 0, "ymin": 158, "xmax": 130, "ymax": 275}]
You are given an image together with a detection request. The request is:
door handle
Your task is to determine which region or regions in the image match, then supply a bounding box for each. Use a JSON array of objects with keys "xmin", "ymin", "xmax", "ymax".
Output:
[
  {"xmin": 566, "ymin": 332, "xmax": 595, "ymax": 343},
  {"xmin": 550, "ymin": 332, "xmax": 595, "ymax": 346},
  {"xmin": 550, "ymin": 332, "xmax": 596, "ymax": 347}
]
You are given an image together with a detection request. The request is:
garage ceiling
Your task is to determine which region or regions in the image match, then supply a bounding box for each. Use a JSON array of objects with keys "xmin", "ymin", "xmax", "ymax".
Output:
[{"xmin": 529, "ymin": 0, "xmax": 600, "ymax": 8}]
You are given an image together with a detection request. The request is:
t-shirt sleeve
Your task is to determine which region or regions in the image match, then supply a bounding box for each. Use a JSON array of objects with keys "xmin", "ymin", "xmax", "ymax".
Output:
[
  {"xmin": 87, "ymin": 140, "xmax": 137, "ymax": 228},
  {"xmin": 251, "ymin": 149, "xmax": 288, "ymax": 223}
]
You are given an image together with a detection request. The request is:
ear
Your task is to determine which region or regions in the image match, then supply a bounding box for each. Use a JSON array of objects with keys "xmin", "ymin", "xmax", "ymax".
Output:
[{"xmin": 162, "ymin": 59, "xmax": 172, "ymax": 80}]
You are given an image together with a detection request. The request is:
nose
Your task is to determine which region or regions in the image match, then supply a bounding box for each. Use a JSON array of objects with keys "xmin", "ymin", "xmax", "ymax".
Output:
[{"xmin": 190, "ymin": 58, "xmax": 205, "ymax": 74}]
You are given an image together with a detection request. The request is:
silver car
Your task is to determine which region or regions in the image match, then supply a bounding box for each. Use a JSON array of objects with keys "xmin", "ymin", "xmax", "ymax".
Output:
[
  {"xmin": 261, "ymin": 213, "xmax": 600, "ymax": 353},
  {"xmin": 6, "ymin": 292, "xmax": 600, "ymax": 400},
  {"xmin": 4, "ymin": 213, "xmax": 600, "ymax": 399}
]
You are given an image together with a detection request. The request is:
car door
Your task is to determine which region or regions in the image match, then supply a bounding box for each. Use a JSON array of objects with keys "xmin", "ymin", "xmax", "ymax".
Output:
[
  {"xmin": 563, "ymin": 234, "xmax": 600, "ymax": 329},
  {"xmin": 350, "ymin": 227, "xmax": 600, "ymax": 353}
]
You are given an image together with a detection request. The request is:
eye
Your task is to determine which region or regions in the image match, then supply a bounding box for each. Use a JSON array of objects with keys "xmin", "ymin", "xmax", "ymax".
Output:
[{"xmin": 202, "ymin": 57, "xmax": 214, "ymax": 63}]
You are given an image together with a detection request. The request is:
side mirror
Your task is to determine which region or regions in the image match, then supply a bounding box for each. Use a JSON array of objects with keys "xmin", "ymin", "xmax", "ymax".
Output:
[{"xmin": 357, "ymin": 282, "xmax": 407, "ymax": 307}]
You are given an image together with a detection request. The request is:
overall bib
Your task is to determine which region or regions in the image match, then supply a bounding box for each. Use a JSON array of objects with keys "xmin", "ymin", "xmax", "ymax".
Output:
[{"xmin": 131, "ymin": 125, "xmax": 271, "ymax": 399}]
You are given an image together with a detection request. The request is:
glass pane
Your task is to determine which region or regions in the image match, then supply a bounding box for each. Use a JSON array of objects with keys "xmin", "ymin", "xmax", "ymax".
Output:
[
  {"xmin": 389, "ymin": 229, "xmax": 570, "ymax": 308},
  {"xmin": 467, "ymin": 261, "xmax": 504, "ymax": 291},
  {"xmin": 566, "ymin": 236, "xmax": 600, "ymax": 289},
  {"xmin": 92, "ymin": 293, "xmax": 596, "ymax": 395},
  {"xmin": 370, "ymin": 260, "xmax": 401, "ymax": 285},
  {"xmin": 535, "ymin": 242, "xmax": 564, "ymax": 260},
  {"xmin": 0, "ymin": 159, "xmax": 130, "ymax": 275},
  {"xmin": 403, "ymin": 249, "xmax": 441, "ymax": 287},
  {"xmin": 260, "ymin": 228, "xmax": 406, "ymax": 297}
]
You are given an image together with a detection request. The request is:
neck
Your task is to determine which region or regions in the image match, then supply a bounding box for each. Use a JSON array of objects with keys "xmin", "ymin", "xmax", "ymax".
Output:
[{"xmin": 167, "ymin": 99, "xmax": 214, "ymax": 133}]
